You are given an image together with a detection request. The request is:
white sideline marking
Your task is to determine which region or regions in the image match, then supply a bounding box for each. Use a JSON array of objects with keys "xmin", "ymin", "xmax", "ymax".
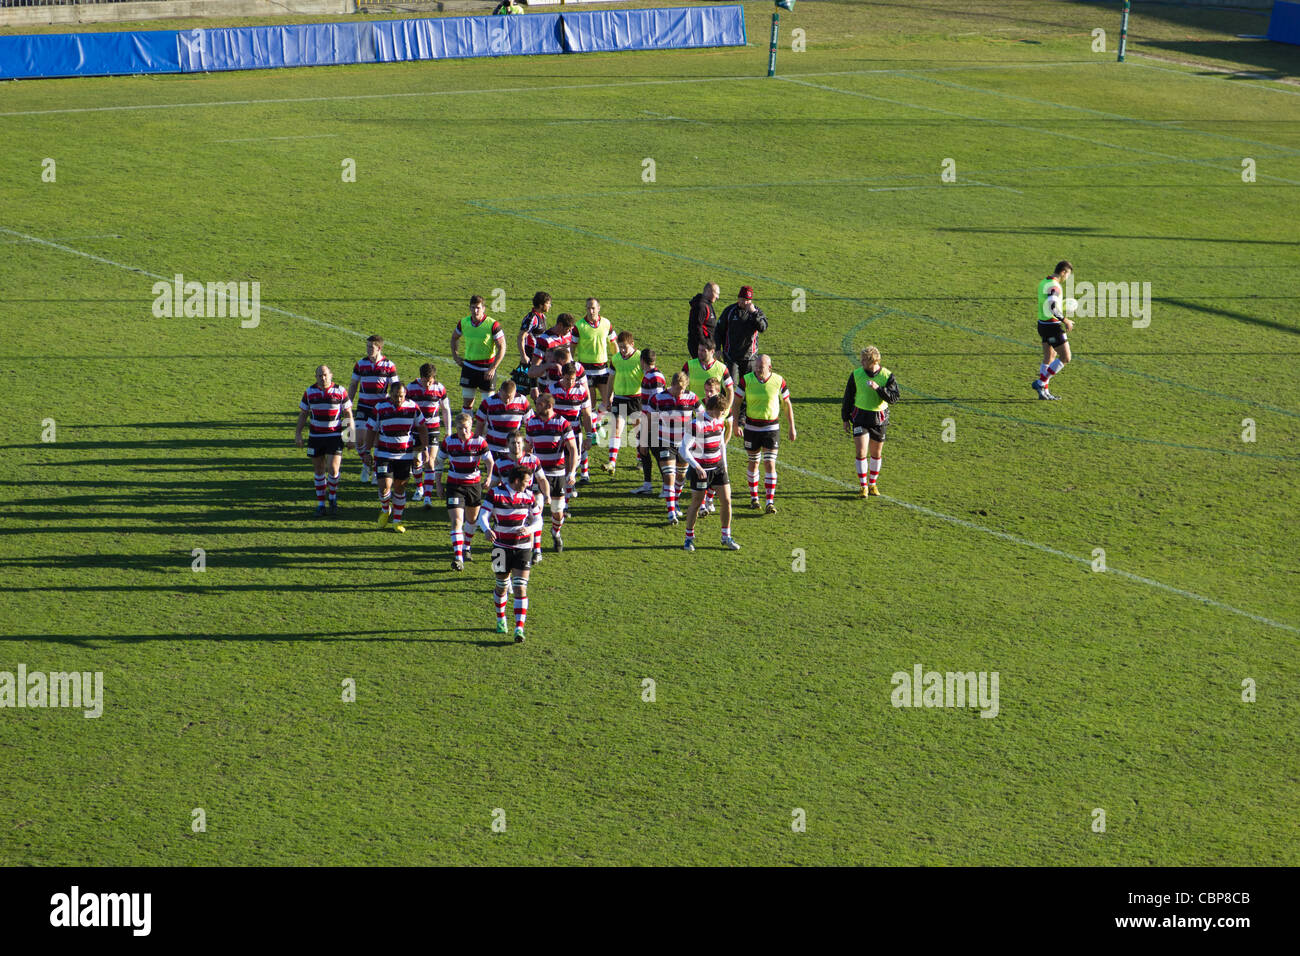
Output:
[
  {"xmin": 781, "ymin": 462, "xmax": 1299, "ymax": 635},
  {"xmin": 8, "ymin": 221, "xmax": 1294, "ymax": 635},
  {"xmin": 0, "ymin": 226, "xmax": 449, "ymax": 364},
  {"xmin": 0, "ymin": 64, "xmax": 1096, "ymax": 119},
  {"xmin": 1127, "ymin": 56, "xmax": 1300, "ymax": 97}
]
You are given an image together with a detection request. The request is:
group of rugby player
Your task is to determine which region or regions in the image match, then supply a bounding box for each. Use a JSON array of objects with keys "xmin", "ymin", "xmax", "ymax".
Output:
[{"xmin": 295, "ymin": 287, "xmax": 901, "ymax": 642}]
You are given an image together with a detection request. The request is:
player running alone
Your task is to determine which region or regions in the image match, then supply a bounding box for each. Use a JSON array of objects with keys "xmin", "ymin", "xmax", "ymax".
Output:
[
  {"xmin": 1033, "ymin": 260, "xmax": 1074, "ymax": 400},
  {"xmin": 678, "ymin": 394, "xmax": 740, "ymax": 552},
  {"xmin": 295, "ymin": 365, "xmax": 355, "ymax": 515},
  {"xmin": 477, "ymin": 467, "xmax": 539, "ymax": 643},
  {"xmin": 450, "ymin": 294, "xmax": 507, "ymax": 412},
  {"xmin": 407, "ymin": 363, "xmax": 451, "ymax": 507},
  {"xmin": 435, "ymin": 412, "xmax": 494, "ymax": 570},
  {"xmin": 735, "ymin": 354, "xmax": 796, "ymax": 513},
  {"xmin": 841, "ymin": 346, "xmax": 899, "ymax": 497},
  {"xmin": 604, "ymin": 331, "xmax": 643, "ymax": 475},
  {"xmin": 364, "ymin": 381, "xmax": 430, "ymax": 533},
  {"xmin": 524, "ymin": 392, "xmax": 578, "ymax": 553},
  {"xmin": 347, "ymin": 335, "xmax": 398, "ymax": 485}
]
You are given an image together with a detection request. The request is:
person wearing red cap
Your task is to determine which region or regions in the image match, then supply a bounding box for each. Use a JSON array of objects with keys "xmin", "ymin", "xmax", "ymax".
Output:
[{"xmin": 713, "ymin": 285, "xmax": 768, "ymax": 385}]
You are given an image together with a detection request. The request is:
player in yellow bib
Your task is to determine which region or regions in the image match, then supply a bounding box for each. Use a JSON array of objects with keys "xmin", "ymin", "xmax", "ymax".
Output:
[
  {"xmin": 450, "ymin": 294, "xmax": 507, "ymax": 413},
  {"xmin": 603, "ymin": 330, "xmax": 643, "ymax": 474},
  {"xmin": 572, "ymin": 297, "xmax": 616, "ymax": 483},
  {"xmin": 841, "ymin": 346, "xmax": 899, "ymax": 497},
  {"xmin": 734, "ymin": 355, "xmax": 796, "ymax": 513}
]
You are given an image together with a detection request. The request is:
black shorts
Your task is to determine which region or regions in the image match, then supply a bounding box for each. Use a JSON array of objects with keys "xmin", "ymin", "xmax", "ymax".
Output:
[
  {"xmin": 459, "ymin": 364, "xmax": 494, "ymax": 392},
  {"xmin": 742, "ymin": 428, "xmax": 778, "ymax": 452},
  {"xmin": 445, "ymin": 482, "xmax": 483, "ymax": 510},
  {"xmin": 1037, "ymin": 321, "xmax": 1068, "ymax": 347},
  {"xmin": 584, "ymin": 364, "xmax": 610, "ymax": 387},
  {"xmin": 373, "ymin": 457, "xmax": 413, "ymax": 481},
  {"xmin": 545, "ymin": 473, "xmax": 568, "ymax": 501},
  {"xmin": 689, "ymin": 464, "xmax": 729, "ymax": 492},
  {"xmin": 492, "ymin": 545, "xmax": 533, "ymax": 573},
  {"xmin": 851, "ymin": 408, "xmax": 888, "ymax": 442},
  {"xmin": 307, "ymin": 434, "xmax": 344, "ymax": 458},
  {"xmin": 653, "ymin": 446, "xmax": 681, "ymax": 466},
  {"xmin": 355, "ymin": 405, "xmax": 377, "ymax": 428},
  {"xmin": 611, "ymin": 395, "xmax": 641, "ymax": 418}
]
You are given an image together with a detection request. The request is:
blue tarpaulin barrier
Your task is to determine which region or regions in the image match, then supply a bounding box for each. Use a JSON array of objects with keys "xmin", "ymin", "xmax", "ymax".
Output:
[
  {"xmin": 1267, "ymin": 1, "xmax": 1300, "ymax": 46},
  {"xmin": 0, "ymin": 6, "xmax": 746, "ymax": 81}
]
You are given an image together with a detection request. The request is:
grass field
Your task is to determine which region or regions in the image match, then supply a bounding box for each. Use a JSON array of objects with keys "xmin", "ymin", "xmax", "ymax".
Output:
[{"xmin": 1, "ymin": 0, "xmax": 1297, "ymax": 866}]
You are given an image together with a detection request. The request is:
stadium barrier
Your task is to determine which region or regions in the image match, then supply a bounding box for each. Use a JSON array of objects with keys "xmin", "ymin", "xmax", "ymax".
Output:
[
  {"xmin": 0, "ymin": 1, "xmax": 353, "ymax": 30},
  {"xmin": 0, "ymin": 4, "xmax": 746, "ymax": 79},
  {"xmin": 1268, "ymin": 0, "xmax": 1300, "ymax": 45}
]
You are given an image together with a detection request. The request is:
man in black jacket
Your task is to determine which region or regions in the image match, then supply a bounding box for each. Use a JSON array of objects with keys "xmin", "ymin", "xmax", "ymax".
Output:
[
  {"xmin": 687, "ymin": 282, "xmax": 720, "ymax": 359},
  {"xmin": 713, "ymin": 285, "xmax": 768, "ymax": 384}
]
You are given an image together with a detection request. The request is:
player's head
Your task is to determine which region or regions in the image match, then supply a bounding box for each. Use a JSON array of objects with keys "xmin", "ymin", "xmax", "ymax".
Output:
[
  {"xmin": 553, "ymin": 346, "xmax": 571, "ymax": 365},
  {"xmin": 499, "ymin": 379, "xmax": 517, "ymax": 399},
  {"xmin": 861, "ymin": 346, "xmax": 881, "ymax": 372},
  {"xmin": 1054, "ymin": 260, "xmax": 1073, "ymax": 280},
  {"xmin": 585, "ymin": 297, "xmax": 599, "ymax": 318},
  {"xmin": 508, "ymin": 469, "xmax": 529, "ymax": 493},
  {"xmin": 469, "ymin": 294, "xmax": 486, "ymax": 319},
  {"xmin": 617, "ymin": 330, "xmax": 635, "ymax": 355},
  {"xmin": 556, "ymin": 313, "xmax": 575, "ymax": 332},
  {"xmin": 640, "ymin": 348, "xmax": 657, "ymax": 370},
  {"xmin": 535, "ymin": 392, "xmax": 555, "ymax": 416},
  {"xmin": 705, "ymin": 394, "xmax": 724, "ymax": 416},
  {"xmin": 506, "ymin": 427, "xmax": 526, "ymax": 459},
  {"xmin": 705, "ymin": 282, "xmax": 720, "ymax": 301},
  {"xmin": 453, "ymin": 411, "xmax": 473, "ymax": 438},
  {"xmin": 388, "ymin": 381, "xmax": 407, "ymax": 404},
  {"xmin": 532, "ymin": 291, "xmax": 551, "ymax": 313},
  {"xmin": 559, "ymin": 361, "xmax": 578, "ymax": 387},
  {"xmin": 738, "ymin": 285, "xmax": 754, "ymax": 306},
  {"xmin": 703, "ymin": 377, "xmax": 721, "ymax": 398},
  {"xmin": 697, "ymin": 339, "xmax": 715, "ymax": 363},
  {"xmin": 419, "ymin": 362, "xmax": 436, "ymax": 383},
  {"xmin": 756, "ymin": 354, "xmax": 771, "ymax": 376},
  {"xmin": 669, "ymin": 370, "xmax": 688, "ymax": 394},
  {"xmin": 366, "ymin": 335, "xmax": 383, "ymax": 360},
  {"xmin": 315, "ymin": 365, "xmax": 331, "ymax": 388}
]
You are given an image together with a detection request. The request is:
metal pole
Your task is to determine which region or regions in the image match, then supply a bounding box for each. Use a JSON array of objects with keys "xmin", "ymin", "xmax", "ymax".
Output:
[
  {"xmin": 767, "ymin": 12, "xmax": 779, "ymax": 77},
  {"xmin": 1117, "ymin": 0, "xmax": 1130, "ymax": 63}
]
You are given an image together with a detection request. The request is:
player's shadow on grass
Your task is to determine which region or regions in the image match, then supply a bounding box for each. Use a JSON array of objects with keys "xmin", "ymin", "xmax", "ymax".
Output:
[
  {"xmin": 939, "ymin": 226, "xmax": 1297, "ymax": 247},
  {"xmin": 0, "ymin": 629, "xmax": 517, "ymax": 646}
]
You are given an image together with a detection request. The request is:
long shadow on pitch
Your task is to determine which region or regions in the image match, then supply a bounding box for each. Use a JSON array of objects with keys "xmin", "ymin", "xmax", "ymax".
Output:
[{"xmin": 0, "ymin": 629, "xmax": 516, "ymax": 647}]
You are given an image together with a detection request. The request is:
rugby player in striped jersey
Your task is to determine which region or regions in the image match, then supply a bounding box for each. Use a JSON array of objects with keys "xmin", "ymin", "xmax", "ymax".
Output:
[
  {"xmin": 407, "ymin": 363, "xmax": 451, "ymax": 508},
  {"xmin": 295, "ymin": 365, "xmax": 355, "ymax": 516},
  {"xmin": 477, "ymin": 468, "xmax": 539, "ymax": 643},
  {"xmin": 347, "ymin": 335, "xmax": 398, "ymax": 485},
  {"xmin": 475, "ymin": 379, "xmax": 532, "ymax": 462},
  {"xmin": 524, "ymin": 392, "xmax": 578, "ymax": 553},
  {"xmin": 492, "ymin": 428, "xmax": 550, "ymax": 565},
  {"xmin": 435, "ymin": 413, "xmax": 494, "ymax": 570},
  {"xmin": 647, "ymin": 371, "xmax": 698, "ymax": 524},
  {"xmin": 695, "ymin": 375, "xmax": 733, "ymax": 518},
  {"xmin": 363, "ymin": 381, "xmax": 430, "ymax": 534},
  {"xmin": 547, "ymin": 362, "xmax": 595, "ymax": 495},
  {"xmin": 678, "ymin": 393, "xmax": 739, "ymax": 551},
  {"xmin": 734, "ymin": 354, "xmax": 796, "ymax": 513},
  {"xmin": 527, "ymin": 313, "xmax": 578, "ymax": 394},
  {"xmin": 628, "ymin": 349, "xmax": 666, "ymax": 496}
]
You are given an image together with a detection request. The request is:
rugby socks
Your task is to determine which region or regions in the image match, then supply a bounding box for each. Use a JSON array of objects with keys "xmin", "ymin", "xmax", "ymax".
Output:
[
  {"xmin": 391, "ymin": 493, "xmax": 405, "ymax": 524},
  {"xmin": 551, "ymin": 508, "xmax": 565, "ymax": 534},
  {"xmin": 1045, "ymin": 358, "xmax": 1064, "ymax": 386},
  {"xmin": 451, "ymin": 530, "xmax": 464, "ymax": 562},
  {"xmin": 1038, "ymin": 363, "xmax": 1051, "ymax": 385},
  {"xmin": 514, "ymin": 590, "xmax": 528, "ymax": 629},
  {"xmin": 581, "ymin": 445, "xmax": 591, "ymax": 480},
  {"xmin": 495, "ymin": 584, "xmax": 509, "ymax": 624},
  {"xmin": 464, "ymin": 528, "xmax": 476, "ymax": 557},
  {"xmin": 685, "ymin": 528, "xmax": 696, "ymax": 545},
  {"xmin": 747, "ymin": 457, "xmax": 760, "ymax": 502},
  {"xmin": 608, "ymin": 437, "xmax": 620, "ymax": 466},
  {"xmin": 765, "ymin": 469, "xmax": 777, "ymax": 505},
  {"xmin": 721, "ymin": 525, "xmax": 731, "ymax": 541},
  {"xmin": 533, "ymin": 528, "xmax": 542, "ymax": 552},
  {"xmin": 326, "ymin": 474, "xmax": 339, "ymax": 502},
  {"xmin": 855, "ymin": 456, "xmax": 870, "ymax": 490},
  {"xmin": 379, "ymin": 491, "xmax": 392, "ymax": 511},
  {"xmin": 314, "ymin": 475, "xmax": 327, "ymax": 503},
  {"xmin": 868, "ymin": 457, "xmax": 882, "ymax": 487},
  {"xmin": 423, "ymin": 474, "xmax": 436, "ymax": 499},
  {"xmin": 705, "ymin": 489, "xmax": 716, "ymax": 510},
  {"xmin": 666, "ymin": 482, "xmax": 679, "ymax": 517}
]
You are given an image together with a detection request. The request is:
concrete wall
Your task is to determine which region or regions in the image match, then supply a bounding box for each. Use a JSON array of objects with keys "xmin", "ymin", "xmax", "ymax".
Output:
[{"xmin": 0, "ymin": 0, "xmax": 355, "ymax": 28}]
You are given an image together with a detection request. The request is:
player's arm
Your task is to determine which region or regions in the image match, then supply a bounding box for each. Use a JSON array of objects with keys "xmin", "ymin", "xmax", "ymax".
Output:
[
  {"xmin": 416, "ymin": 420, "xmax": 430, "ymax": 453},
  {"xmin": 363, "ymin": 410, "xmax": 379, "ymax": 454},
  {"xmin": 677, "ymin": 428, "xmax": 705, "ymax": 478},
  {"xmin": 450, "ymin": 328, "xmax": 464, "ymax": 367},
  {"xmin": 346, "ymin": 374, "xmax": 359, "ymax": 404},
  {"xmin": 481, "ymin": 450, "xmax": 495, "ymax": 485},
  {"xmin": 473, "ymin": 408, "xmax": 488, "ymax": 438},
  {"xmin": 880, "ymin": 374, "xmax": 900, "ymax": 406},
  {"xmin": 564, "ymin": 435, "xmax": 577, "ymax": 485},
  {"xmin": 490, "ymin": 330, "xmax": 507, "ymax": 373},
  {"xmin": 343, "ymin": 400, "xmax": 356, "ymax": 448},
  {"xmin": 580, "ymin": 404, "xmax": 593, "ymax": 437},
  {"xmin": 731, "ymin": 387, "xmax": 745, "ymax": 433},
  {"xmin": 433, "ymin": 445, "xmax": 448, "ymax": 495},
  {"xmin": 439, "ymin": 398, "xmax": 452, "ymax": 436},
  {"xmin": 477, "ymin": 497, "xmax": 495, "ymax": 541},
  {"xmin": 752, "ymin": 306, "xmax": 768, "ymax": 333},
  {"xmin": 841, "ymin": 373, "xmax": 856, "ymax": 433},
  {"xmin": 295, "ymin": 405, "xmax": 309, "ymax": 448},
  {"xmin": 783, "ymin": 390, "xmax": 797, "ymax": 441}
]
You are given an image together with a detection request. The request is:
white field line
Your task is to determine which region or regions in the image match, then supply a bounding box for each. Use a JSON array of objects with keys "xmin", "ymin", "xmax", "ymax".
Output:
[
  {"xmin": 1127, "ymin": 55, "xmax": 1300, "ymax": 97},
  {"xmin": 0, "ymin": 63, "xmax": 1098, "ymax": 119},
  {"xmin": 8, "ymin": 222, "xmax": 1295, "ymax": 635},
  {"xmin": 779, "ymin": 462, "xmax": 1298, "ymax": 636},
  {"xmin": 775, "ymin": 76, "xmax": 1300, "ymax": 186},
  {"xmin": 0, "ymin": 226, "xmax": 450, "ymax": 364}
]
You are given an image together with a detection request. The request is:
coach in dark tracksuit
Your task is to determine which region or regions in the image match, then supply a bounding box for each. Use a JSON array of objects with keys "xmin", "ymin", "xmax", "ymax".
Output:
[
  {"xmin": 687, "ymin": 282, "xmax": 720, "ymax": 359},
  {"xmin": 713, "ymin": 285, "xmax": 768, "ymax": 383}
]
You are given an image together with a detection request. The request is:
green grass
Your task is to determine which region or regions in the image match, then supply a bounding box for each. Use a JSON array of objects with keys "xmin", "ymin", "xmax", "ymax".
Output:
[{"xmin": 1, "ymin": 0, "xmax": 1297, "ymax": 865}]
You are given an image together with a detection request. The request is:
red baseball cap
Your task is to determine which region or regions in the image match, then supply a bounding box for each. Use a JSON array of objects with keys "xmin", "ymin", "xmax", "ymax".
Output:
[{"xmin": 739, "ymin": 286, "xmax": 754, "ymax": 300}]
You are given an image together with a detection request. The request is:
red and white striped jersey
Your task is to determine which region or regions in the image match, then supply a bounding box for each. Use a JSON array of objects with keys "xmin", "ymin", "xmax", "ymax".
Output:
[
  {"xmin": 682, "ymin": 412, "xmax": 727, "ymax": 469},
  {"xmin": 520, "ymin": 309, "xmax": 548, "ymax": 358},
  {"xmin": 648, "ymin": 389, "xmax": 698, "ymax": 448},
  {"xmin": 476, "ymin": 393, "xmax": 532, "ymax": 451},
  {"xmin": 548, "ymin": 378, "xmax": 591, "ymax": 431},
  {"xmin": 300, "ymin": 384, "xmax": 352, "ymax": 437},
  {"xmin": 495, "ymin": 452, "xmax": 543, "ymax": 490},
  {"xmin": 540, "ymin": 359, "xmax": 585, "ymax": 386},
  {"xmin": 351, "ymin": 355, "xmax": 399, "ymax": 411},
  {"xmin": 371, "ymin": 399, "xmax": 426, "ymax": 459},
  {"xmin": 406, "ymin": 380, "xmax": 449, "ymax": 439},
  {"xmin": 481, "ymin": 485, "xmax": 538, "ymax": 549},
  {"xmin": 638, "ymin": 367, "xmax": 666, "ymax": 403},
  {"xmin": 531, "ymin": 328, "xmax": 574, "ymax": 363},
  {"xmin": 438, "ymin": 434, "xmax": 492, "ymax": 485},
  {"xmin": 525, "ymin": 413, "xmax": 575, "ymax": 475}
]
